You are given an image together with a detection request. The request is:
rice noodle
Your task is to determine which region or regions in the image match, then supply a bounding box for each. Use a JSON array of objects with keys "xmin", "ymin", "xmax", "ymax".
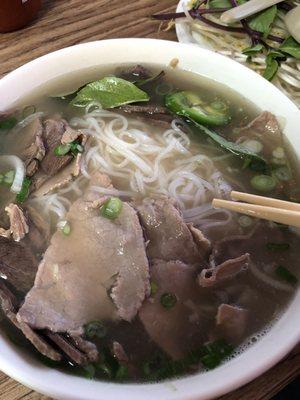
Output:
[
  {"xmin": 250, "ymin": 262, "xmax": 294, "ymax": 292},
  {"xmin": 180, "ymin": 1, "xmax": 300, "ymax": 107},
  {"xmin": 33, "ymin": 108, "xmax": 235, "ymax": 226}
]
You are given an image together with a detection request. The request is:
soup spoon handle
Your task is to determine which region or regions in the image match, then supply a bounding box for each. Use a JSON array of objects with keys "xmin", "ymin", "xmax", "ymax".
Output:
[{"xmin": 220, "ymin": 0, "xmax": 284, "ymax": 24}]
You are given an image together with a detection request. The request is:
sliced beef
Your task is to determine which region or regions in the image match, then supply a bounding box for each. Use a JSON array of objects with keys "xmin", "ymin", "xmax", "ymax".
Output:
[
  {"xmin": 0, "ymin": 281, "xmax": 62, "ymax": 361},
  {"xmin": 139, "ymin": 260, "xmax": 208, "ymax": 360},
  {"xmin": 46, "ymin": 332, "xmax": 88, "ymax": 365},
  {"xmin": 119, "ymin": 65, "xmax": 152, "ymax": 81},
  {"xmin": 237, "ymin": 112, "xmax": 283, "ymax": 160},
  {"xmin": 61, "ymin": 126, "xmax": 82, "ymax": 144},
  {"xmin": 25, "ymin": 205, "xmax": 51, "ymax": 252},
  {"xmin": 5, "ymin": 204, "xmax": 29, "ymax": 242},
  {"xmin": 39, "ymin": 118, "xmax": 73, "ymax": 177},
  {"xmin": 216, "ymin": 304, "xmax": 248, "ymax": 342},
  {"xmin": 0, "ymin": 236, "xmax": 39, "ymax": 294},
  {"xmin": 135, "ymin": 197, "xmax": 211, "ymax": 264},
  {"xmin": 198, "ymin": 254, "xmax": 250, "ymax": 288},
  {"xmin": 70, "ymin": 335, "xmax": 99, "ymax": 363},
  {"xmin": 6, "ymin": 117, "xmax": 45, "ymax": 177},
  {"xmin": 18, "ymin": 174, "xmax": 150, "ymax": 333}
]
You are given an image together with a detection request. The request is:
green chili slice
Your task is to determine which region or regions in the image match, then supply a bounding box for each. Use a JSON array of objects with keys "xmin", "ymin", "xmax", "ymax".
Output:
[{"xmin": 165, "ymin": 91, "xmax": 231, "ymax": 126}]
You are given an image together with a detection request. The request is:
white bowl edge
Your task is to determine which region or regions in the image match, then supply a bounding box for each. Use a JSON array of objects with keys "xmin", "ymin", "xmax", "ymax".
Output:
[{"xmin": 0, "ymin": 38, "xmax": 299, "ymax": 400}]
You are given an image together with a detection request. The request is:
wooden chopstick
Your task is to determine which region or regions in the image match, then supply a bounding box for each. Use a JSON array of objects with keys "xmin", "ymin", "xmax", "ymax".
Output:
[
  {"xmin": 231, "ymin": 191, "xmax": 300, "ymax": 212},
  {"xmin": 212, "ymin": 191, "xmax": 300, "ymax": 228}
]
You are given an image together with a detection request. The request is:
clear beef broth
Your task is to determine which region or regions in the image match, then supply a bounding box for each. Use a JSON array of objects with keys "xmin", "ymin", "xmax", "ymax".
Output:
[{"xmin": 0, "ymin": 64, "xmax": 299, "ymax": 382}]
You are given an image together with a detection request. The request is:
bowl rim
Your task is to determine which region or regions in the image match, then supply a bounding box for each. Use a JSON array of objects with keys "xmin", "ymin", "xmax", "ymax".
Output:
[{"xmin": 0, "ymin": 37, "xmax": 299, "ymax": 400}]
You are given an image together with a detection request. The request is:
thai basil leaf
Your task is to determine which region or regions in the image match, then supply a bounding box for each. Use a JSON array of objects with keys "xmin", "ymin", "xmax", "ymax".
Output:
[
  {"xmin": 248, "ymin": 6, "xmax": 277, "ymax": 34},
  {"xmin": 71, "ymin": 77, "xmax": 150, "ymax": 108},
  {"xmin": 209, "ymin": 0, "xmax": 231, "ymax": 8},
  {"xmin": 209, "ymin": 0, "xmax": 245, "ymax": 8},
  {"xmin": 242, "ymin": 43, "xmax": 264, "ymax": 56},
  {"xmin": 267, "ymin": 50, "xmax": 286, "ymax": 60},
  {"xmin": 263, "ymin": 55, "xmax": 279, "ymax": 81},
  {"xmin": 190, "ymin": 119, "xmax": 267, "ymax": 170},
  {"xmin": 279, "ymin": 36, "xmax": 300, "ymax": 59}
]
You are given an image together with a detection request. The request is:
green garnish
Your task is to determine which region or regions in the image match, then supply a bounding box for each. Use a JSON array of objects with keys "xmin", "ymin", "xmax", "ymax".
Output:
[
  {"xmin": 266, "ymin": 242, "xmax": 290, "ymax": 251},
  {"xmin": 251, "ymin": 174, "xmax": 276, "ymax": 192},
  {"xmin": 0, "ymin": 116, "xmax": 17, "ymax": 130},
  {"xmin": 263, "ymin": 55, "xmax": 279, "ymax": 81},
  {"xmin": 54, "ymin": 141, "xmax": 84, "ymax": 157},
  {"xmin": 160, "ymin": 293, "xmax": 177, "ymax": 309},
  {"xmin": 165, "ymin": 91, "xmax": 231, "ymax": 127},
  {"xmin": 279, "ymin": 36, "xmax": 300, "ymax": 59},
  {"xmin": 3, "ymin": 170, "xmax": 15, "ymax": 186},
  {"xmin": 71, "ymin": 77, "xmax": 150, "ymax": 108},
  {"xmin": 82, "ymin": 364, "xmax": 96, "ymax": 380},
  {"xmin": 190, "ymin": 120, "xmax": 267, "ymax": 171},
  {"xmin": 248, "ymin": 5, "xmax": 277, "ymax": 34},
  {"xmin": 22, "ymin": 105, "xmax": 36, "ymax": 119},
  {"xmin": 242, "ymin": 43, "xmax": 264, "ymax": 56},
  {"xmin": 62, "ymin": 222, "xmax": 71, "ymax": 236},
  {"xmin": 142, "ymin": 339, "xmax": 233, "ymax": 381},
  {"xmin": 100, "ymin": 197, "xmax": 123, "ymax": 220},
  {"xmin": 16, "ymin": 177, "xmax": 31, "ymax": 203},
  {"xmin": 54, "ymin": 143, "xmax": 72, "ymax": 156},
  {"xmin": 115, "ymin": 365, "xmax": 129, "ymax": 381},
  {"xmin": 150, "ymin": 281, "xmax": 158, "ymax": 296},
  {"xmin": 274, "ymin": 166, "xmax": 291, "ymax": 182},
  {"xmin": 84, "ymin": 321, "xmax": 107, "ymax": 339},
  {"xmin": 275, "ymin": 266, "xmax": 298, "ymax": 285}
]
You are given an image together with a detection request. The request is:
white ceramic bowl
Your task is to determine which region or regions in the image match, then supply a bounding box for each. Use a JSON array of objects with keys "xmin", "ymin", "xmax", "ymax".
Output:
[{"xmin": 0, "ymin": 38, "xmax": 299, "ymax": 400}]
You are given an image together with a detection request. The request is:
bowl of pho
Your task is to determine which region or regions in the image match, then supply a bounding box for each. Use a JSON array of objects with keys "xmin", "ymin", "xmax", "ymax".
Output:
[{"xmin": 0, "ymin": 38, "xmax": 299, "ymax": 400}]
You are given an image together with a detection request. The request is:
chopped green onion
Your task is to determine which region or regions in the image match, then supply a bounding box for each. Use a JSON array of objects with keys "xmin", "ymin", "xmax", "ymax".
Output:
[
  {"xmin": 250, "ymin": 174, "xmax": 276, "ymax": 192},
  {"xmin": 160, "ymin": 293, "xmax": 177, "ymax": 309},
  {"xmin": 150, "ymin": 281, "xmax": 158, "ymax": 296},
  {"xmin": 200, "ymin": 339, "xmax": 234, "ymax": 370},
  {"xmin": 0, "ymin": 116, "xmax": 17, "ymax": 130},
  {"xmin": 82, "ymin": 364, "xmax": 96, "ymax": 379},
  {"xmin": 3, "ymin": 170, "xmax": 15, "ymax": 186},
  {"xmin": 16, "ymin": 177, "xmax": 31, "ymax": 203},
  {"xmin": 275, "ymin": 266, "xmax": 298, "ymax": 285},
  {"xmin": 22, "ymin": 105, "xmax": 36, "ymax": 119},
  {"xmin": 200, "ymin": 353, "xmax": 221, "ymax": 369},
  {"xmin": 84, "ymin": 321, "xmax": 107, "ymax": 339},
  {"xmin": 62, "ymin": 222, "xmax": 71, "ymax": 236},
  {"xmin": 95, "ymin": 361, "xmax": 113, "ymax": 378},
  {"xmin": 266, "ymin": 242, "xmax": 290, "ymax": 251},
  {"xmin": 274, "ymin": 166, "xmax": 291, "ymax": 182},
  {"xmin": 100, "ymin": 197, "xmax": 123, "ymax": 220},
  {"xmin": 115, "ymin": 365, "xmax": 128, "ymax": 381},
  {"xmin": 238, "ymin": 215, "xmax": 253, "ymax": 228},
  {"xmin": 272, "ymin": 147, "xmax": 285, "ymax": 159},
  {"xmin": 54, "ymin": 143, "xmax": 71, "ymax": 156},
  {"xmin": 70, "ymin": 141, "xmax": 84, "ymax": 155}
]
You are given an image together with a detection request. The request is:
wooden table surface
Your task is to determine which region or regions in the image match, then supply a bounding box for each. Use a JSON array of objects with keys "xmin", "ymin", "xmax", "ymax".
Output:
[{"xmin": 0, "ymin": 1, "xmax": 299, "ymax": 399}]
